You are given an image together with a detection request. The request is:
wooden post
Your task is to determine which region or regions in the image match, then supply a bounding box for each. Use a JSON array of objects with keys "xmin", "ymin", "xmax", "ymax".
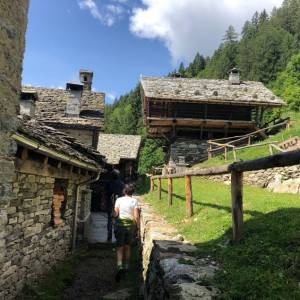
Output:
[
  {"xmin": 208, "ymin": 144, "xmax": 212, "ymax": 159},
  {"xmin": 231, "ymin": 171, "xmax": 243, "ymax": 243},
  {"xmin": 158, "ymin": 178, "xmax": 162, "ymax": 200},
  {"xmin": 233, "ymin": 147, "xmax": 237, "ymax": 161},
  {"xmin": 269, "ymin": 144, "xmax": 273, "ymax": 155},
  {"xmin": 224, "ymin": 146, "xmax": 228, "ymax": 161},
  {"xmin": 248, "ymin": 136, "xmax": 251, "ymax": 146},
  {"xmin": 150, "ymin": 177, "xmax": 154, "ymax": 192},
  {"xmin": 168, "ymin": 177, "xmax": 173, "ymax": 207},
  {"xmin": 185, "ymin": 175, "xmax": 193, "ymax": 217}
]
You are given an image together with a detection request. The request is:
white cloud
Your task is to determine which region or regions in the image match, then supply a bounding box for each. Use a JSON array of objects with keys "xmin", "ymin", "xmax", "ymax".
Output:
[
  {"xmin": 78, "ymin": 0, "xmax": 126, "ymax": 26},
  {"xmin": 130, "ymin": 0, "xmax": 283, "ymax": 62},
  {"xmin": 106, "ymin": 92, "xmax": 117, "ymax": 103}
]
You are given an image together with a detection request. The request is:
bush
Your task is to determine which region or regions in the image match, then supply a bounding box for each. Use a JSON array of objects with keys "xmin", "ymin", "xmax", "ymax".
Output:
[{"xmin": 138, "ymin": 139, "xmax": 165, "ymax": 175}]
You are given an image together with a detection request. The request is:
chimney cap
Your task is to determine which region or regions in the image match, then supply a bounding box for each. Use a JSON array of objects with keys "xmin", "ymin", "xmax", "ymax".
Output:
[
  {"xmin": 228, "ymin": 67, "xmax": 240, "ymax": 74},
  {"xmin": 79, "ymin": 69, "xmax": 93, "ymax": 74},
  {"xmin": 66, "ymin": 82, "xmax": 84, "ymax": 91}
]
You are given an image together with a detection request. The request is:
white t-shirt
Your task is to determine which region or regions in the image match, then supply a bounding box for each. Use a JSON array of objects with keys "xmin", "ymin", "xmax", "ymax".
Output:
[{"xmin": 115, "ymin": 196, "xmax": 138, "ymax": 220}]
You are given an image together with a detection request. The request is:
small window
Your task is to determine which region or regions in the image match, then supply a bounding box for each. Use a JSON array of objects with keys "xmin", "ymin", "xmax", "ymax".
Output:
[
  {"xmin": 84, "ymin": 76, "xmax": 88, "ymax": 82},
  {"xmin": 52, "ymin": 179, "xmax": 68, "ymax": 225}
]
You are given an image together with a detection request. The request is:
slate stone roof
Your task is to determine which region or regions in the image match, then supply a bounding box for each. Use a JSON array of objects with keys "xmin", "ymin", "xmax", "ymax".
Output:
[
  {"xmin": 97, "ymin": 134, "xmax": 142, "ymax": 165},
  {"xmin": 16, "ymin": 117, "xmax": 105, "ymax": 169},
  {"xmin": 140, "ymin": 76, "xmax": 285, "ymax": 107},
  {"xmin": 22, "ymin": 86, "xmax": 105, "ymax": 129}
]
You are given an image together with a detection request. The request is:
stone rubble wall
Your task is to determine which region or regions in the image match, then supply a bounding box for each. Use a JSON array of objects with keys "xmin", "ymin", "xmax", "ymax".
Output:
[
  {"xmin": 139, "ymin": 200, "xmax": 219, "ymax": 299},
  {"xmin": 0, "ymin": 1, "xmax": 29, "ymax": 299},
  {"xmin": 0, "ymin": 173, "xmax": 79, "ymax": 299},
  {"xmin": 205, "ymin": 165, "xmax": 300, "ymax": 193},
  {"xmin": 170, "ymin": 139, "xmax": 208, "ymax": 165}
]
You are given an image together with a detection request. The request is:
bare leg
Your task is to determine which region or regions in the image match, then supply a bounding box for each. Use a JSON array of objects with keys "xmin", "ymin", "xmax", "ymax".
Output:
[
  {"xmin": 124, "ymin": 245, "xmax": 131, "ymax": 270},
  {"xmin": 117, "ymin": 246, "xmax": 124, "ymax": 269}
]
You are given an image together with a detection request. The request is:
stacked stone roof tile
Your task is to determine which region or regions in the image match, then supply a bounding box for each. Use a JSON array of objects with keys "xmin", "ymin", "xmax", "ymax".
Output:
[
  {"xmin": 17, "ymin": 117, "xmax": 105, "ymax": 168},
  {"xmin": 97, "ymin": 134, "xmax": 142, "ymax": 164},
  {"xmin": 22, "ymin": 86, "xmax": 105, "ymax": 129},
  {"xmin": 140, "ymin": 76, "xmax": 285, "ymax": 107}
]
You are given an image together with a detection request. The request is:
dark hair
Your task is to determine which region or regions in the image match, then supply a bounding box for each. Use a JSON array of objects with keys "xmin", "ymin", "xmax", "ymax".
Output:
[
  {"xmin": 111, "ymin": 169, "xmax": 120, "ymax": 180},
  {"xmin": 123, "ymin": 183, "xmax": 135, "ymax": 196}
]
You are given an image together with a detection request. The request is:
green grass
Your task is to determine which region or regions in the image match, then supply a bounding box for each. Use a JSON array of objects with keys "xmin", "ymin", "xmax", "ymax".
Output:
[
  {"xmin": 197, "ymin": 111, "xmax": 300, "ymax": 168},
  {"xmin": 144, "ymin": 178, "xmax": 300, "ymax": 299}
]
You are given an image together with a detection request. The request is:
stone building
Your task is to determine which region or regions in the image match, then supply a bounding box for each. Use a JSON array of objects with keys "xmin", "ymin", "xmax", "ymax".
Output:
[
  {"xmin": 0, "ymin": 2, "xmax": 108, "ymax": 298},
  {"xmin": 140, "ymin": 72, "xmax": 286, "ymax": 164},
  {"xmin": 0, "ymin": 0, "xmax": 29, "ymax": 297},
  {"xmin": 1, "ymin": 117, "xmax": 105, "ymax": 298},
  {"xmin": 97, "ymin": 133, "xmax": 142, "ymax": 181},
  {"xmin": 20, "ymin": 70, "xmax": 105, "ymax": 148}
]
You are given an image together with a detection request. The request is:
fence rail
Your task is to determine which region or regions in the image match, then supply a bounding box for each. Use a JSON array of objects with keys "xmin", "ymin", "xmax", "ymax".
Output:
[
  {"xmin": 207, "ymin": 120, "xmax": 290, "ymax": 161},
  {"xmin": 150, "ymin": 150, "xmax": 300, "ymax": 243}
]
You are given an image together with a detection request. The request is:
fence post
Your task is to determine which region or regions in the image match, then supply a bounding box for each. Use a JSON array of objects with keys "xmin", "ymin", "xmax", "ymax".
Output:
[
  {"xmin": 231, "ymin": 170, "xmax": 243, "ymax": 243},
  {"xmin": 248, "ymin": 136, "xmax": 251, "ymax": 146},
  {"xmin": 185, "ymin": 175, "xmax": 193, "ymax": 217},
  {"xmin": 224, "ymin": 146, "xmax": 228, "ymax": 161},
  {"xmin": 208, "ymin": 144, "xmax": 212, "ymax": 159},
  {"xmin": 168, "ymin": 177, "xmax": 173, "ymax": 207},
  {"xmin": 233, "ymin": 147, "xmax": 237, "ymax": 161},
  {"xmin": 157, "ymin": 178, "xmax": 162, "ymax": 200},
  {"xmin": 150, "ymin": 177, "xmax": 154, "ymax": 192}
]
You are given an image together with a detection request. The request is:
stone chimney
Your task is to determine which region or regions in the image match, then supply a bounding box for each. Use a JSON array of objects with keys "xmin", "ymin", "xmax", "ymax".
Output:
[
  {"xmin": 20, "ymin": 90, "xmax": 37, "ymax": 118},
  {"xmin": 229, "ymin": 68, "xmax": 240, "ymax": 85},
  {"xmin": 79, "ymin": 69, "xmax": 93, "ymax": 91}
]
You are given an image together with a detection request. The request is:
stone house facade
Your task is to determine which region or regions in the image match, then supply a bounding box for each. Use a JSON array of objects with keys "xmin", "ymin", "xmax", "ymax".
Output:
[
  {"xmin": 1, "ymin": 117, "xmax": 105, "ymax": 299},
  {"xmin": 21, "ymin": 70, "xmax": 105, "ymax": 148}
]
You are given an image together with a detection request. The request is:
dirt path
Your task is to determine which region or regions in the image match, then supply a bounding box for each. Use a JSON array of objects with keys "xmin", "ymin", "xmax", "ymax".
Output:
[{"xmin": 63, "ymin": 244, "xmax": 142, "ymax": 300}]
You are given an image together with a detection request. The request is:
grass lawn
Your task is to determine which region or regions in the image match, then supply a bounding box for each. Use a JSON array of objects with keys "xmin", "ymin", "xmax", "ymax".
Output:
[
  {"xmin": 144, "ymin": 178, "xmax": 300, "ymax": 299},
  {"xmin": 197, "ymin": 111, "xmax": 300, "ymax": 168}
]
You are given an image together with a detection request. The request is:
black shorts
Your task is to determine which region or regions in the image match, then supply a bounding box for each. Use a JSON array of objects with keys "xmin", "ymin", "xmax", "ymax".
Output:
[{"xmin": 114, "ymin": 225, "xmax": 136, "ymax": 247}]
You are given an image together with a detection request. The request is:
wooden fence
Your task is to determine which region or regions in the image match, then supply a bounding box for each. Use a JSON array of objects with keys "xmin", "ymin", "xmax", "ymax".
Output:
[
  {"xmin": 150, "ymin": 150, "xmax": 300, "ymax": 243},
  {"xmin": 207, "ymin": 120, "xmax": 290, "ymax": 161}
]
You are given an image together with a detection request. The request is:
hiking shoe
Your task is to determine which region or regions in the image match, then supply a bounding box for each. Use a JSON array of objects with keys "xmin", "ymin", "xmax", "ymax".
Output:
[{"xmin": 115, "ymin": 269, "xmax": 124, "ymax": 282}]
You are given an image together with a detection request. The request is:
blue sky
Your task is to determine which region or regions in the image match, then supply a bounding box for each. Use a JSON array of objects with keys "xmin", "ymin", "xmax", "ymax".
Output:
[{"xmin": 23, "ymin": 0, "xmax": 282, "ymax": 103}]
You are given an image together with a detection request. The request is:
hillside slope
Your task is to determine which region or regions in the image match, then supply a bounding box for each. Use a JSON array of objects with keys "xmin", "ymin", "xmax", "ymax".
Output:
[{"xmin": 196, "ymin": 111, "xmax": 300, "ymax": 168}]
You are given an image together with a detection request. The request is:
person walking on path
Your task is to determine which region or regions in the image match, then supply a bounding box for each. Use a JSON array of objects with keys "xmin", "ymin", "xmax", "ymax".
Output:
[
  {"xmin": 106, "ymin": 169, "xmax": 124, "ymax": 242},
  {"xmin": 113, "ymin": 183, "xmax": 139, "ymax": 281}
]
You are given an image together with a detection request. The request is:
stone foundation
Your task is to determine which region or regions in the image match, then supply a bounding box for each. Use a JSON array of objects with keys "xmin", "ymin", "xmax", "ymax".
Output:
[
  {"xmin": 170, "ymin": 139, "xmax": 208, "ymax": 166},
  {"xmin": 139, "ymin": 200, "xmax": 219, "ymax": 299}
]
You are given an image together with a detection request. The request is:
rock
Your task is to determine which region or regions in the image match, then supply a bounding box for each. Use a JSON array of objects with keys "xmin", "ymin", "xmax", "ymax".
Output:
[
  {"xmin": 170, "ymin": 282, "xmax": 218, "ymax": 299},
  {"xmin": 172, "ymin": 234, "xmax": 185, "ymax": 242}
]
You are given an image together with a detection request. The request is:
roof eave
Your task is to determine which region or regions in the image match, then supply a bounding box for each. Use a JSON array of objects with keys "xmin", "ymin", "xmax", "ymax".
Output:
[{"xmin": 12, "ymin": 133, "xmax": 101, "ymax": 172}]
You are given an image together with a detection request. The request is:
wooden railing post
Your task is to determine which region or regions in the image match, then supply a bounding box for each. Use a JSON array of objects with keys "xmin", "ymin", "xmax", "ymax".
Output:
[
  {"xmin": 150, "ymin": 177, "xmax": 154, "ymax": 192},
  {"xmin": 157, "ymin": 178, "xmax": 161, "ymax": 200},
  {"xmin": 224, "ymin": 146, "xmax": 228, "ymax": 161},
  {"xmin": 231, "ymin": 170, "xmax": 243, "ymax": 243},
  {"xmin": 185, "ymin": 175, "xmax": 193, "ymax": 217},
  {"xmin": 168, "ymin": 177, "xmax": 173, "ymax": 207}
]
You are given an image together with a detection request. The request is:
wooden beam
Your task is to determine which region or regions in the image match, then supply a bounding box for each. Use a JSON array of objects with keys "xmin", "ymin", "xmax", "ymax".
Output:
[
  {"xmin": 230, "ymin": 150, "xmax": 300, "ymax": 173},
  {"xmin": 150, "ymin": 177, "xmax": 154, "ymax": 192},
  {"xmin": 231, "ymin": 171, "xmax": 243, "ymax": 243},
  {"xmin": 148, "ymin": 117, "xmax": 255, "ymax": 129},
  {"xmin": 185, "ymin": 175, "xmax": 193, "ymax": 217},
  {"xmin": 157, "ymin": 178, "xmax": 162, "ymax": 200},
  {"xmin": 57, "ymin": 161, "xmax": 62, "ymax": 169},
  {"xmin": 21, "ymin": 148, "xmax": 28, "ymax": 160},
  {"xmin": 168, "ymin": 177, "xmax": 173, "ymax": 207},
  {"xmin": 152, "ymin": 164, "xmax": 230, "ymax": 179},
  {"xmin": 43, "ymin": 156, "xmax": 48, "ymax": 168}
]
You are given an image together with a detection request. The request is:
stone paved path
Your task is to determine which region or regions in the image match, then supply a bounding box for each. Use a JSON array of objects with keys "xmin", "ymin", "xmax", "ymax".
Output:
[{"xmin": 63, "ymin": 243, "xmax": 142, "ymax": 300}]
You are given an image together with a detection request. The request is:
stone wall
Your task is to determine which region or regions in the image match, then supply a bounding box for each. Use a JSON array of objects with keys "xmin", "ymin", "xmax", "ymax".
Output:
[
  {"xmin": 139, "ymin": 200, "xmax": 219, "ymax": 299},
  {"xmin": 206, "ymin": 165, "xmax": 300, "ymax": 193},
  {"xmin": 63, "ymin": 128, "xmax": 94, "ymax": 147},
  {"xmin": 170, "ymin": 139, "xmax": 208, "ymax": 166},
  {"xmin": 0, "ymin": 172, "xmax": 82, "ymax": 299},
  {"xmin": 0, "ymin": 0, "xmax": 29, "ymax": 298}
]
